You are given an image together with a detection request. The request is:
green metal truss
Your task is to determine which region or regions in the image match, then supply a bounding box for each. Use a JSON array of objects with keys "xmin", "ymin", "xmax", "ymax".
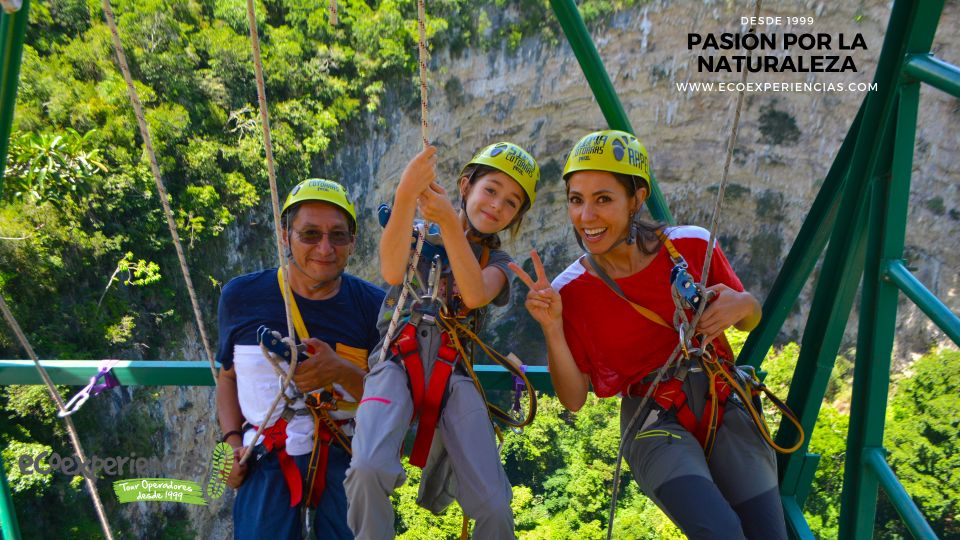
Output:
[
  {"xmin": 737, "ymin": 1, "xmax": 958, "ymax": 538},
  {"xmin": 1, "ymin": 0, "xmax": 958, "ymax": 539}
]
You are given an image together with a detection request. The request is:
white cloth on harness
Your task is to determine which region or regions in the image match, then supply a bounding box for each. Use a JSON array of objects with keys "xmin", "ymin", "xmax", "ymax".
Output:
[{"xmin": 233, "ymin": 344, "xmax": 359, "ymax": 455}]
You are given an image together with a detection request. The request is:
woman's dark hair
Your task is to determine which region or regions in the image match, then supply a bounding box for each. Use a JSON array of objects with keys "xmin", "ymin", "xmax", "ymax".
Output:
[
  {"xmin": 459, "ymin": 163, "xmax": 532, "ymax": 249},
  {"xmin": 564, "ymin": 171, "xmax": 664, "ymax": 255}
]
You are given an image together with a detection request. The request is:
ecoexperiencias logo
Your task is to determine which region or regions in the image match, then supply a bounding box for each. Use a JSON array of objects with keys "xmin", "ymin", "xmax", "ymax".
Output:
[
  {"xmin": 19, "ymin": 445, "xmax": 234, "ymax": 506},
  {"xmin": 18, "ymin": 451, "xmax": 161, "ymax": 477}
]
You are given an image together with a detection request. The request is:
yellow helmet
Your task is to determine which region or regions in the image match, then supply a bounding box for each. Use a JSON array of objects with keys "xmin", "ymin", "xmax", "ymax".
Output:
[
  {"xmin": 460, "ymin": 142, "xmax": 539, "ymax": 206},
  {"xmin": 562, "ymin": 130, "xmax": 650, "ymax": 191},
  {"xmin": 281, "ymin": 179, "xmax": 357, "ymax": 230}
]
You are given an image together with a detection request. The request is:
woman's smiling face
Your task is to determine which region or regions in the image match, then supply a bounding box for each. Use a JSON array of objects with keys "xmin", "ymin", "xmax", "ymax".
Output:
[{"xmin": 566, "ymin": 170, "xmax": 644, "ymax": 253}]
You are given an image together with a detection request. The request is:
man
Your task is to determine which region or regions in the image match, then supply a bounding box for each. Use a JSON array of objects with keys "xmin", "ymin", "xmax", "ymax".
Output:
[{"xmin": 216, "ymin": 179, "xmax": 385, "ymax": 540}]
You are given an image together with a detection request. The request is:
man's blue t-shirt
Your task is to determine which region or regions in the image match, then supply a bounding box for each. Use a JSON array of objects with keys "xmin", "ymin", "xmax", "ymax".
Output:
[{"xmin": 216, "ymin": 269, "xmax": 385, "ymax": 370}]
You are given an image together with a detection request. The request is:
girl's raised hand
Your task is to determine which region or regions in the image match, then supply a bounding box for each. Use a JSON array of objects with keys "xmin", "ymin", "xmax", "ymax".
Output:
[
  {"xmin": 508, "ymin": 250, "xmax": 563, "ymax": 328},
  {"xmin": 418, "ymin": 182, "xmax": 458, "ymax": 229},
  {"xmin": 398, "ymin": 145, "xmax": 438, "ymax": 200}
]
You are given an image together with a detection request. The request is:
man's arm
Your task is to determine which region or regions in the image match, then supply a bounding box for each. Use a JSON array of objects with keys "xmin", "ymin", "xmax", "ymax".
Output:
[{"xmin": 216, "ymin": 366, "xmax": 248, "ymax": 488}]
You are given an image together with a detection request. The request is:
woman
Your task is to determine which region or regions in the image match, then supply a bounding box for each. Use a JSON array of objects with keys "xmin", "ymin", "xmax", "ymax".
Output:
[{"xmin": 510, "ymin": 130, "xmax": 786, "ymax": 539}]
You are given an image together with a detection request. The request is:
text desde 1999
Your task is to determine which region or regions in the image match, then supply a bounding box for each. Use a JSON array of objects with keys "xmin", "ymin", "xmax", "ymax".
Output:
[{"xmin": 742, "ymin": 16, "xmax": 814, "ymax": 26}]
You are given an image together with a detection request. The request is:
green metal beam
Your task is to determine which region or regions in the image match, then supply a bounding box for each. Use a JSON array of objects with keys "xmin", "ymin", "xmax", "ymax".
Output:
[
  {"xmin": 840, "ymin": 0, "xmax": 947, "ymax": 536},
  {"xmin": 782, "ymin": 496, "xmax": 815, "ymax": 540},
  {"xmin": 0, "ymin": 360, "xmax": 553, "ymax": 393},
  {"xmin": 0, "ymin": 360, "xmax": 217, "ymax": 386},
  {"xmin": 0, "ymin": 0, "xmax": 30, "ymax": 200},
  {"xmin": 738, "ymin": 102, "xmax": 864, "ymax": 369},
  {"xmin": 863, "ymin": 448, "xmax": 937, "ymax": 540},
  {"xmin": 883, "ymin": 259, "xmax": 960, "ymax": 345},
  {"xmin": 0, "ymin": 440, "xmax": 21, "ymax": 540},
  {"xmin": 842, "ymin": 93, "xmax": 909, "ymax": 540},
  {"xmin": 903, "ymin": 54, "xmax": 960, "ymax": 98},
  {"xmin": 549, "ymin": 0, "xmax": 673, "ymax": 225},
  {"xmin": 778, "ymin": 33, "xmax": 903, "ymax": 499}
]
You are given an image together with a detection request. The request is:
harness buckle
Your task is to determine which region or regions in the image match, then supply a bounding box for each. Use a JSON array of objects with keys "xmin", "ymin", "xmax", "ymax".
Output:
[
  {"xmin": 412, "ymin": 298, "xmax": 440, "ymax": 325},
  {"xmin": 306, "ymin": 388, "xmax": 342, "ymax": 411},
  {"xmin": 670, "ymin": 262, "xmax": 704, "ymax": 312}
]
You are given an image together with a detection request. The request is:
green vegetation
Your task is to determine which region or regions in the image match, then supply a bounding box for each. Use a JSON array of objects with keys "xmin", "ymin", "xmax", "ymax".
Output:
[{"xmin": 387, "ymin": 333, "xmax": 959, "ymax": 539}]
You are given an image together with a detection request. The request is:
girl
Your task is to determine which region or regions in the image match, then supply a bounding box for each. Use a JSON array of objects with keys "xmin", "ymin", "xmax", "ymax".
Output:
[
  {"xmin": 345, "ymin": 142, "xmax": 539, "ymax": 540},
  {"xmin": 511, "ymin": 130, "xmax": 786, "ymax": 539}
]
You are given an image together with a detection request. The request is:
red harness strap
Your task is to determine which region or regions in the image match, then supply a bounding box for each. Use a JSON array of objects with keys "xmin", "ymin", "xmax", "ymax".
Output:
[
  {"xmin": 252, "ymin": 418, "xmax": 302, "ymax": 507},
  {"xmin": 630, "ymin": 367, "xmax": 733, "ymax": 453},
  {"xmin": 307, "ymin": 423, "xmax": 332, "ymax": 507},
  {"xmin": 304, "ymin": 417, "xmax": 350, "ymax": 508},
  {"xmin": 390, "ymin": 323, "xmax": 460, "ymax": 468}
]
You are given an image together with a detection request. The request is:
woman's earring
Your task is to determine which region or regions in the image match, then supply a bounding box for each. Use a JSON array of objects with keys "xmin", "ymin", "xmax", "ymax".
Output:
[{"xmin": 626, "ymin": 211, "xmax": 642, "ymax": 245}]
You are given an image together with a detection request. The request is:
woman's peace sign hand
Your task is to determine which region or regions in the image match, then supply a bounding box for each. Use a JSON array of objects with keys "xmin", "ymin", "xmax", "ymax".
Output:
[{"xmin": 508, "ymin": 250, "xmax": 563, "ymax": 329}]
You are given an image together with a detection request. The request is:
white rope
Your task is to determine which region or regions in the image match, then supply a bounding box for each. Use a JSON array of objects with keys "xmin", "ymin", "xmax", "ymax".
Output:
[
  {"xmin": 238, "ymin": 0, "xmax": 301, "ymax": 467},
  {"xmin": 699, "ymin": 0, "xmax": 763, "ymax": 290},
  {"xmin": 100, "ymin": 0, "xmax": 217, "ymax": 382},
  {"xmin": 416, "ymin": 0, "xmax": 430, "ymax": 148},
  {"xmin": 0, "ymin": 295, "xmax": 115, "ymax": 540},
  {"xmin": 380, "ymin": 0, "xmax": 432, "ymax": 360},
  {"xmin": 379, "ymin": 223, "xmax": 426, "ymax": 363}
]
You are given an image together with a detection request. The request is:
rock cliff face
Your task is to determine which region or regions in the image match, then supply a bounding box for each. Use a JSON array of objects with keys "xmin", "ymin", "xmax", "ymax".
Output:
[
  {"xmin": 333, "ymin": 0, "xmax": 959, "ymax": 361},
  {"xmin": 156, "ymin": 1, "xmax": 960, "ymax": 537}
]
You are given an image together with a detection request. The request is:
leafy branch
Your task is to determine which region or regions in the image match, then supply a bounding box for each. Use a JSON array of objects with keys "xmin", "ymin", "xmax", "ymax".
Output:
[{"xmin": 97, "ymin": 252, "xmax": 162, "ymax": 308}]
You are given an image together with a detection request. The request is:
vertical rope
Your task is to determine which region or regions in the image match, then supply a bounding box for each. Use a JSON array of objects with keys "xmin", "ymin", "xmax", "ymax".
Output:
[
  {"xmin": 699, "ymin": 0, "xmax": 763, "ymax": 287},
  {"xmin": 416, "ymin": 0, "xmax": 429, "ymax": 149},
  {"xmin": 100, "ymin": 0, "xmax": 216, "ymax": 382},
  {"xmin": 239, "ymin": 0, "xmax": 301, "ymax": 467},
  {"xmin": 380, "ymin": 0, "xmax": 432, "ymax": 364},
  {"xmin": 0, "ymin": 295, "xmax": 115, "ymax": 540},
  {"xmin": 608, "ymin": 1, "xmax": 763, "ymax": 537},
  {"xmin": 328, "ymin": 0, "xmax": 337, "ymax": 26}
]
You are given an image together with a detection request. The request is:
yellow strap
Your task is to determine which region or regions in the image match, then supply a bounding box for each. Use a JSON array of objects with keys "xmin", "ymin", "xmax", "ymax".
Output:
[
  {"xmin": 654, "ymin": 227, "xmax": 684, "ymax": 263},
  {"xmin": 277, "ymin": 268, "xmax": 310, "ymax": 341},
  {"xmin": 624, "ymin": 298, "xmax": 673, "ymax": 330},
  {"xmin": 276, "ymin": 269, "xmax": 361, "ymax": 412}
]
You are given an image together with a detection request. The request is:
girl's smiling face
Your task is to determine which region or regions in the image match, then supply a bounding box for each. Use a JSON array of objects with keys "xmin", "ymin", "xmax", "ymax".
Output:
[{"xmin": 461, "ymin": 171, "xmax": 526, "ymax": 234}]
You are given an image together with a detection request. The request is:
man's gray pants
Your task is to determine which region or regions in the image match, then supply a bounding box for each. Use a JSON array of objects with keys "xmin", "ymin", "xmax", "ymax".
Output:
[
  {"xmin": 345, "ymin": 326, "xmax": 514, "ymax": 540},
  {"xmin": 622, "ymin": 370, "xmax": 788, "ymax": 540}
]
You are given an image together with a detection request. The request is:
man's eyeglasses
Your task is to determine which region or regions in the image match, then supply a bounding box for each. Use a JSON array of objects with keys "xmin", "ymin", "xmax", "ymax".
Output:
[{"xmin": 293, "ymin": 229, "xmax": 354, "ymax": 246}]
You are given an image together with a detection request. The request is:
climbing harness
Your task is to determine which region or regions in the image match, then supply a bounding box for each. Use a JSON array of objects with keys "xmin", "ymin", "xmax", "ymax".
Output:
[
  {"xmin": 59, "ymin": 359, "xmax": 121, "ymax": 417},
  {"xmin": 377, "ymin": 209, "xmax": 537, "ymax": 465},
  {"xmin": 250, "ymin": 270, "xmax": 359, "ymax": 507}
]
